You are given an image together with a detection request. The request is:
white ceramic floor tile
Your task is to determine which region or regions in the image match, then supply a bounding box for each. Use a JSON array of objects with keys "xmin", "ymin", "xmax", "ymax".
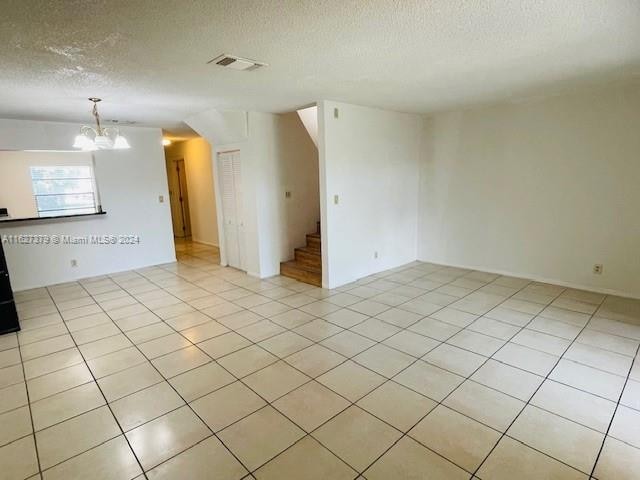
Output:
[
  {"xmin": 168, "ymin": 362, "xmax": 235, "ymax": 402},
  {"xmin": 312, "ymin": 406, "xmax": 402, "ymax": 471},
  {"xmin": 549, "ymin": 359, "xmax": 626, "ymax": 401},
  {"xmin": 531, "ymin": 380, "xmax": 616, "ymax": 432},
  {"xmin": 609, "ymin": 405, "xmax": 640, "ymax": 449},
  {"xmin": 507, "ymin": 405, "xmax": 604, "ymax": 474},
  {"xmin": 592, "ymin": 436, "xmax": 640, "ymax": 480},
  {"xmin": 318, "ymin": 360, "xmax": 385, "ymax": 401},
  {"xmin": 444, "ymin": 380, "xmax": 525, "ymax": 432},
  {"xmin": 126, "ymin": 406, "xmax": 211, "ymax": 470},
  {"xmin": 42, "ymin": 435, "xmax": 142, "ymax": 480},
  {"xmin": 478, "ymin": 436, "xmax": 587, "ymax": 480},
  {"xmin": 218, "ymin": 406, "xmax": 305, "ymax": 471},
  {"xmin": 147, "ymin": 435, "xmax": 247, "ymax": 480},
  {"xmin": 410, "ymin": 405, "xmax": 501, "ymax": 472},
  {"xmin": 272, "ymin": 381, "xmax": 350, "ymax": 432},
  {"xmin": 190, "ymin": 381, "xmax": 266, "ymax": 432},
  {"xmin": 36, "ymin": 406, "xmax": 121, "ymax": 470},
  {"xmin": 365, "ymin": 436, "xmax": 468, "ymax": 480},
  {"xmin": 394, "ymin": 360, "xmax": 464, "ymax": 401},
  {"xmin": 471, "ymin": 360, "xmax": 543, "ymax": 401},
  {"xmin": 357, "ymin": 381, "xmax": 436, "ymax": 432},
  {"xmin": 110, "ymin": 381, "xmax": 185, "ymax": 431},
  {"xmin": 7, "ymin": 257, "xmax": 640, "ymax": 479},
  {"xmin": 244, "ymin": 361, "xmax": 310, "ymax": 402}
]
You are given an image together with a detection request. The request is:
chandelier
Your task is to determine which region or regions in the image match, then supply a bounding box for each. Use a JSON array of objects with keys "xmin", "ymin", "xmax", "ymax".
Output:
[{"xmin": 73, "ymin": 98, "xmax": 130, "ymax": 151}]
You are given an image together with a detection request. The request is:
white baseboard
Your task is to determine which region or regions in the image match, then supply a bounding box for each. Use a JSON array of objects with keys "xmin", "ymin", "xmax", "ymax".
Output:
[
  {"xmin": 12, "ymin": 255, "xmax": 178, "ymax": 292},
  {"xmin": 419, "ymin": 257, "xmax": 640, "ymax": 300}
]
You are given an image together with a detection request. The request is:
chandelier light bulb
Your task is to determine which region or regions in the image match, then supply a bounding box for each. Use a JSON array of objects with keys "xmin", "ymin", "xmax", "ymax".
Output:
[
  {"xmin": 82, "ymin": 139, "xmax": 98, "ymax": 151},
  {"xmin": 94, "ymin": 135, "xmax": 114, "ymax": 149},
  {"xmin": 113, "ymin": 135, "xmax": 131, "ymax": 149},
  {"xmin": 73, "ymin": 134, "xmax": 91, "ymax": 149}
]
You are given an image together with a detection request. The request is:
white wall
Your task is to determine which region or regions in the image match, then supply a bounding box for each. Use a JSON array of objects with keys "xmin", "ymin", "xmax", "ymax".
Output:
[
  {"xmin": 257, "ymin": 111, "xmax": 319, "ymax": 274},
  {"xmin": 418, "ymin": 84, "xmax": 640, "ymax": 298},
  {"xmin": 0, "ymin": 118, "xmax": 175, "ymax": 290},
  {"xmin": 297, "ymin": 106, "xmax": 318, "ymax": 147},
  {"xmin": 319, "ymin": 101, "xmax": 422, "ymax": 288},
  {"xmin": 0, "ymin": 150, "xmax": 95, "ymax": 219},
  {"xmin": 186, "ymin": 110, "xmax": 319, "ymax": 278},
  {"xmin": 165, "ymin": 138, "xmax": 219, "ymax": 246}
]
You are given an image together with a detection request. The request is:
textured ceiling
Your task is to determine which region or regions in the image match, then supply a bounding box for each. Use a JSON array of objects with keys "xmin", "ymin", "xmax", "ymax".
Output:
[{"xmin": 1, "ymin": 0, "xmax": 639, "ymax": 135}]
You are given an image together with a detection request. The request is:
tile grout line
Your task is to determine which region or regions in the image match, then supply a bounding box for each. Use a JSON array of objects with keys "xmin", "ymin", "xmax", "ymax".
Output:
[
  {"xmin": 11, "ymin": 288, "xmax": 635, "ymax": 417},
  {"xmin": 15, "ymin": 257, "xmax": 630, "ymax": 378},
  {"xmin": 8, "ymin": 296, "xmax": 625, "ymax": 469},
  {"xmin": 470, "ymin": 291, "xmax": 610, "ymax": 479},
  {"xmin": 174, "ymin": 267, "xmax": 543, "ymax": 476},
  {"xmin": 214, "ymin": 265, "xmax": 510, "ymax": 475},
  {"xmin": 14, "ymin": 295, "xmax": 633, "ymax": 386},
  {"xmin": 122, "ymin": 260, "xmax": 512, "ymax": 475},
  {"xmin": 39, "ymin": 284, "xmax": 150, "ymax": 480},
  {"xmin": 11, "ymin": 274, "xmax": 529, "ymax": 478},
  {"xmin": 588, "ymin": 343, "xmax": 640, "ymax": 479},
  {"xmin": 72, "ymin": 279, "xmax": 257, "ymax": 478},
  {"xmin": 6, "ymin": 274, "xmax": 596, "ymax": 368},
  {"xmin": 11, "ymin": 254, "xmax": 638, "ymax": 479},
  {"xmin": 121, "ymin": 265, "xmax": 373, "ymax": 476},
  {"xmin": 13, "ymin": 332, "xmax": 44, "ymax": 478},
  {"xmin": 10, "ymin": 263, "xmax": 575, "ymax": 476},
  {"xmin": 350, "ymin": 273, "xmax": 563, "ymax": 477}
]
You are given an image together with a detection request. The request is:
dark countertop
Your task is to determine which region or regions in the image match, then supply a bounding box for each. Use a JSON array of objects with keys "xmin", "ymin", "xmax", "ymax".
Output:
[{"xmin": 0, "ymin": 211, "xmax": 107, "ymax": 225}]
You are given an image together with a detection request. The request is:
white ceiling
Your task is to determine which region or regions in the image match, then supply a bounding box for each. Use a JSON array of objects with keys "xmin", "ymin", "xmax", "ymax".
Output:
[{"xmin": 1, "ymin": 0, "xmax": 639, "ymax": 136}]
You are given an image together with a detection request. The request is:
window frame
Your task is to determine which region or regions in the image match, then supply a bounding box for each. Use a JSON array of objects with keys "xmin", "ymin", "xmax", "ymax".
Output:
[{"xmin": 29, "ymin": 165, "xmax": 99, "ymax": 218}]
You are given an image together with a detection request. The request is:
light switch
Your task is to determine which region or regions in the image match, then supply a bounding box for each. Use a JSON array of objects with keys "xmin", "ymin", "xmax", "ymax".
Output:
[
  {"xmin": 333, "ymin": 194, "xmax": 339, "ymax": 205},
  {"xmin": 285, "ymin": 191, "xmax": 291, "ymax": 199},
  {"xmin": 159, "ymin": 195, "xmax": 164, "ymax": 203},
  {"xmin": 334, "ymin": 108, "xmax": 339, "ymax": 119}
]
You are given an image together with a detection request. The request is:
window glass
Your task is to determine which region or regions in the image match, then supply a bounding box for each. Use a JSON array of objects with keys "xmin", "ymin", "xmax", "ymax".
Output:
[{"xmin": 30, "ymin": 166, "xmax": 97, "ymax": 217}]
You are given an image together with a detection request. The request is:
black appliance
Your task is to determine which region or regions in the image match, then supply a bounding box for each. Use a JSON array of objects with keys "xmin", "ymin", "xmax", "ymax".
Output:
[{"xmin": 0, "ymin": 240, "xmax": 19, "ymax": 334}]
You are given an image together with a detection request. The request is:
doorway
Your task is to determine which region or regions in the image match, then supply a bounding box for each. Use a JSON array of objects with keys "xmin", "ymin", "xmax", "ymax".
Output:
[
  {"xmin": 166, "ymin": 158, "xmax": 192, "ymax": 239},
  {"xmin": 218, "ymin": 150, "xmax": 245, "ymax": 270}
]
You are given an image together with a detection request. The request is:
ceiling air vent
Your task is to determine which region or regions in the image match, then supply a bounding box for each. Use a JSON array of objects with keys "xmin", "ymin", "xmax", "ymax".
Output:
[{"xmin": 208, "ymin": 54, "xmax": 267, "ymax": 71}]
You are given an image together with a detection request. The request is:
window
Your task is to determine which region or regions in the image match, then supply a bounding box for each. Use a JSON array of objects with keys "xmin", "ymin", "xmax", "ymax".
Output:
[{"xmin": 30, "ymin": 166, "xmax": 97, "ymax": 217}]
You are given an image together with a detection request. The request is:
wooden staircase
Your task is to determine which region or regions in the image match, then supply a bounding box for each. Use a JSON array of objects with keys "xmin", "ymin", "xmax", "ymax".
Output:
[{"xmin": 280, "ymin": 222, "xmax": 322, "ymax": 287}]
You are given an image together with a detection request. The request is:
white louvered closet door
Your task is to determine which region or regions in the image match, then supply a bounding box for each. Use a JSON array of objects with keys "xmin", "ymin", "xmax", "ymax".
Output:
[
  {"xmin": 231, "ymin": 152, "xmax": 245, "ymax": 270},
  {"xmin": 219, "ymin": 151, "xmax": 244, "ymax": 270}
]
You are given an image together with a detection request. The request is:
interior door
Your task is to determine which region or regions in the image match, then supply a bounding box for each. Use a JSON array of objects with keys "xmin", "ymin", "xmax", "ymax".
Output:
[
  {"xmin": 166, "ymin": 158, "xmax": 192, "ymax": 238},
  {"xmin": 166, "ymin": 159, "xmax": 184, "ymax": 237},
  {"xmin": 219, "ymin": 151, "xmax": 244, "ymax": 269},
  {"xmin": 175, "ymin": 159, "xmax": 192, "ymax": 237},
  {"xmin": 231, "ymin": 151, "xmax": 245, "ymax": 269}
]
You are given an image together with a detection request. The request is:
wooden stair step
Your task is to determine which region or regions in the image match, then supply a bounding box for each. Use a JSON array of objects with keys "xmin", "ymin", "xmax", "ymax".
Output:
[
  {"xmin": 306, "ymin": 233, "xmax": 321, "ymax": 250},
  {"xmin": 280, "ymin": 260, "xmax": 321, "ymax": 287},
  {"xmin": 295, "ymin": 246, "xmax": 321, "ymax": 268}
]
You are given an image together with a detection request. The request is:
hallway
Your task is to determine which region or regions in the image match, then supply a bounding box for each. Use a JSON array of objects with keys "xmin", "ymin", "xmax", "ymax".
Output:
[{"xmin": 175, "ymin": 238, "xmax": 220, "ymax": 267}]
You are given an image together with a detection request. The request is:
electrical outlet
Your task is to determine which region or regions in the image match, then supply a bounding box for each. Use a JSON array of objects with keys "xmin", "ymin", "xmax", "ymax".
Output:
[
  {"xmin": 285, "ymin": 191, "xmax": 291, "ymax": 199},
  {"xmin": 334, "ymin": 107, "xmax": 339, "ymax": 119},
  {"xmin": 374, "ymin": 251, "xmax": 378, "ymax": 259},
  {"xmin": 71, "ymin": 259, "xmax": 78, "ymax": 268},
  {"xmin": 593, "ymin": 264, "xmax": 603, "ymax": 275}
]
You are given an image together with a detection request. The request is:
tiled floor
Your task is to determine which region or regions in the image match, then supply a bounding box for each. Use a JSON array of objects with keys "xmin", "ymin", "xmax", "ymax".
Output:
[{"xmin": 1, "ymin": 242, "xmax": 639, "ymax": 479}]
